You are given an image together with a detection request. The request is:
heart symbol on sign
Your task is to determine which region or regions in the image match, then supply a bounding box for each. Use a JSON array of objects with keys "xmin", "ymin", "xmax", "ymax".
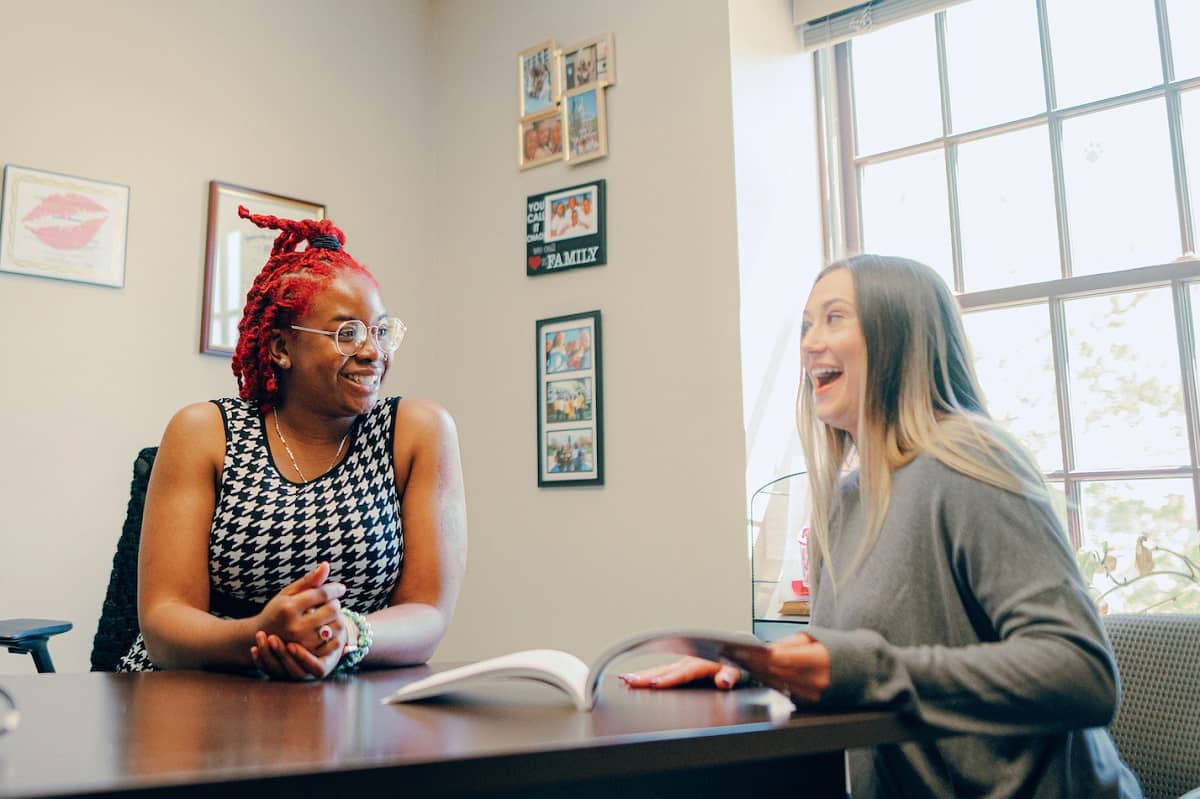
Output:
[{"xmin": 528, "ymin": 256, "xmax": 542, "ymax": 271}]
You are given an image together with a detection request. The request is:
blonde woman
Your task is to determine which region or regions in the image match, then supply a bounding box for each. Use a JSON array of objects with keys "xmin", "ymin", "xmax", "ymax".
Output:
[{"xmin": 623, "ymin": 256, "xmax": 1141, "ymax": 797}]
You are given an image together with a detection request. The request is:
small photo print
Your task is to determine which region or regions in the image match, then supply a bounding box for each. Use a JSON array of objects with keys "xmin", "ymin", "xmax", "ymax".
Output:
[
  {"xmin": 544, "ymin": 325, "xmax": 593, "ymax": 374},
  {"xmin": 543, "ymin": 184, "xmax": 598, "ymax": 243},
  {"xmin": 519, "ymin": 40, "xmax": 557, "ymax": 117},
  {"xmin": 562, "ymin": 34, "xmax": 615, "ymax": 91},
  {"xmin": 545, "ymin": 429, "xmax": 595, "ymax": 474},
  {"xmin": 545, "ymin": 377, "xmax": 593, "ymax": 424},
  {"xmin": 564, "ymin": 86, "xmax": 607, "ymax": 165},
  {"xmin": 519, "ymin": 110, "xmax": 563, "ymax": 170}
]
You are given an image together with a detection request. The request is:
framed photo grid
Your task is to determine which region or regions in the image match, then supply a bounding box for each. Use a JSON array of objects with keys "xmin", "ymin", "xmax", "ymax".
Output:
[
  {"xmin": 200, "ymin": 181, "xmax": 324, "ymax": 355},
  {"xmin": 0, "ymin": 164, "xmax": 129, "ymax": 288},
  {"xmin": 537, "ymin": 310, "xmax": 604, "ymax": 486},
  {"xmin": 517, "ymin": 34, "xmax": 614, "ymax": 170}
]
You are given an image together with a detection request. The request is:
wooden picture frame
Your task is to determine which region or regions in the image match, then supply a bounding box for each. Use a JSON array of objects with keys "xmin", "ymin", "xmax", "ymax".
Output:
[
  {"xmin": 563, "ymin": 85, "xmax": 608, "ymax": 166},
  {"xmin": 560, "ymin": 33, "xmax": 615, "ymax": 92},
  {"xmin": 537, "ymin": 310, "xmax": 604, "ymax": 486},
  {"xmin": 518, "ymin": 109, "xmax": 564, "ymax": 170},
  {"xmin": 519, "ymin": 40, "xmax": 559, "ymax": 118},
  {"xmin": 200, "ymin": 181, "xmax": 324, "ymax": 356}
]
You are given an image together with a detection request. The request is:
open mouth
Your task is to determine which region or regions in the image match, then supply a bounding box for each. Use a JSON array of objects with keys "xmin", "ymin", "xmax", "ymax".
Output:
[
  {"xmin": 343, "ymin": 373, "xmax": 381, "ymax": 390},
  {"xmin": 811, "ymin": 366, "xmax": 843, "ymax": 389}
]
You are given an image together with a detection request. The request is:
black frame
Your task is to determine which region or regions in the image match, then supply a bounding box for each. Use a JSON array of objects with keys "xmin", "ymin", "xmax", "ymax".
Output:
[
  {"xmin": 536, "ymin": 309, "xmax": 604, "ymax": 486},
  {"xmin": 526, "ymin": 179, "xmax": 607, "ymax": 276}
]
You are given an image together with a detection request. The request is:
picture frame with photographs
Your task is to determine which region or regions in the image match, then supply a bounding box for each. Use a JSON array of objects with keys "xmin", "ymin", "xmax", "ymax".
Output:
[
  {"xmin": 563, "ymin": 85, "xmax": 608, "ymax": 165},
  {"xmin": 526, "ymin": 179, "xmax": 606, "ymax": 275},
  {"xmin": 518, "ymin": 40, "xmax": 558, "ymax": 118},
  {"xmin": 560, "ymin": 33, "xmax": 615, "ymax": 92},
  {"xmin": 0, "ymin": 164, "xmax": 129, "ymax": 288},
  {"xmin": 537, "ymin": 310, "xmax": 604, "ymax": 486},
  {"xmin": 201, "ymin": 181, "xmax": 325, "ymax": 355},
  {"xmin": 518, "ymin": 108, "xmax": 565, "ymax": 170}
]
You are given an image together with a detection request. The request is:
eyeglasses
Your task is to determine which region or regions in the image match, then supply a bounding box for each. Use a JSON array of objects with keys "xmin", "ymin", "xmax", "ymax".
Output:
[{"xmin": 290, "ymin": 317, "xmax": 407, "ymax": 356}]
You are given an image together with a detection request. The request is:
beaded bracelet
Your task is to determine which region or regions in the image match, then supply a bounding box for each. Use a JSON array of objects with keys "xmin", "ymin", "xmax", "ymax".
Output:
[{"xmin": 335, "ymin": 608, "xmax": 373, "ymax": 674}]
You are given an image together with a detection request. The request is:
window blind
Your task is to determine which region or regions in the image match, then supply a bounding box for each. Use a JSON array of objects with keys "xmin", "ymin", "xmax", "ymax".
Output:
[{"xmin": 794, "ymin": 0, "xmax": 969, "ymax": 49}]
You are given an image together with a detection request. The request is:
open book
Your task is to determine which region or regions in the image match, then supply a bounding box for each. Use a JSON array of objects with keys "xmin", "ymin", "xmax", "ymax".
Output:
[{"xmin": 382, "ymin": 628, "xmax": 766, "ymax": 712}]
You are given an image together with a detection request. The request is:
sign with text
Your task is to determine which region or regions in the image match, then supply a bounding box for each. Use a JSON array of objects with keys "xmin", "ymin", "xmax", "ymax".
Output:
[{"xmin": 526, "ymin": 179, "xmax": 606, "ymax": 276}]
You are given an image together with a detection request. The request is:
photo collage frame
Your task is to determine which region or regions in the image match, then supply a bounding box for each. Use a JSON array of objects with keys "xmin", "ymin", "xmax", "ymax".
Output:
[
  {"xmin": 518, "ymin": 34, "xmax": 614, "ymax": 170},
  {"xmin": 537, "ymin": 310, "xmax": 604, "ymax": 486}
]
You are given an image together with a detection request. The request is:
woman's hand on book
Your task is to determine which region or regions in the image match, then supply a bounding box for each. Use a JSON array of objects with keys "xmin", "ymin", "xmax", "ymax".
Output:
[
  {"xmin": 742, "ymin": 632, "xmax": 831, "ymax": 703},
  {"xmin": 617, "ymin": 633, "xmax": 831, "ymax": 703},
  {"xmin": 618, "ymin": 656, "xmax": 744, "ymax": 690}
]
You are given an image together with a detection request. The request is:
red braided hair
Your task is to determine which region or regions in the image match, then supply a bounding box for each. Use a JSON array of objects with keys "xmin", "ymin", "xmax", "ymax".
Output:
[{"xmin": 232, "ymin": 205, "xmax": 378, "ymax": 413}]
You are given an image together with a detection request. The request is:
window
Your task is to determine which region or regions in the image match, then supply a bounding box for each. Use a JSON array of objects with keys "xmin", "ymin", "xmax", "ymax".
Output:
[{"xmin": 820, "ymin": 0, "xmax": 1200, "ymax": 612}]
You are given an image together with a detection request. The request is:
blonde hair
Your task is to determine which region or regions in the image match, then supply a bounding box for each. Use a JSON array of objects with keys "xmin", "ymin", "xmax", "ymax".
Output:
[{"xmin": 798, "ymin": 255, "xmax": 1049, "ymax": 588}]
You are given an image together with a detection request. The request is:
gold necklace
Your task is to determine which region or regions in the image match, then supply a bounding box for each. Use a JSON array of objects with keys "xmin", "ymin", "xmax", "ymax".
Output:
[{"xmin": 273, "ymin": 409, "xmax": 350, "ymax": 485}]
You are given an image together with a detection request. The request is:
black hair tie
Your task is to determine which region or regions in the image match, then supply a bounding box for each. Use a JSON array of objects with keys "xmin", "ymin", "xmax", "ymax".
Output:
[{"xmin": 309, "ymin": 234, "xmax": 341, "ymax": 250}]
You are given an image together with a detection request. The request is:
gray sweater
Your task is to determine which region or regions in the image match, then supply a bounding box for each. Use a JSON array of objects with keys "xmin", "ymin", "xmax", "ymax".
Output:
[{"xmin": 807, "ymin": 454, "xmax": 1142, "ymax": 798}]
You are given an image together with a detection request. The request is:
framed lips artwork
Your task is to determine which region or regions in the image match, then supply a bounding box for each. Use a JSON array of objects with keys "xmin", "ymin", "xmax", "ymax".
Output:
[{"xmin": 0, "ymin": 164, "xmax": 130, "ymax": 288}]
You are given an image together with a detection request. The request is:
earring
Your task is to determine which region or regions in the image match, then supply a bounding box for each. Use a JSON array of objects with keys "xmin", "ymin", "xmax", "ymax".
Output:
[{"xmin": 278, "ymin": 357, "xmax": 289, "ymax": 367}]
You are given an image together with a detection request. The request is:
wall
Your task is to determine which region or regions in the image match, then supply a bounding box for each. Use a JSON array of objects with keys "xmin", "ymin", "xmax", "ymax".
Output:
[
  {"xmin": 0, "ymin": 0, "xmax": 433, "ymax": 673},
  {"xmin": 1, "ymin": 0, "xmax": 819, "ymax": 674},
  {"xmin": 424, "ymin": 0, "xmax": 750, "ymax": 663}
]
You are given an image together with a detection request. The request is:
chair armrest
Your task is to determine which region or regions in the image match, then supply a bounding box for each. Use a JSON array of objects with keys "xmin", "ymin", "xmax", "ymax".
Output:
[{"xmin": 0, "ymin": 618, "xmax": 72, "ymax": 645}]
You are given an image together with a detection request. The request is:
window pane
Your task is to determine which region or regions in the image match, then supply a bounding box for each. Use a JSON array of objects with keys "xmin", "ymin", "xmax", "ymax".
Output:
[
  {"xmin": 1061, "ymin": 99, "xmax": 1180, "ymax": 274},
  {"xmin": 1191, "ymin": 282, "xmax": 1200, "ymax": 403},
  {"xmin": 1168, "ymin": 0, "xmax": 1200, "ymax": 81},
  {"xmin": 963, "ymin": 303, "xmax": 1062, "ymax": 472},
  {"xmin": 1047, "ymin": 480, "xmax": 1069, "ymax": 533},
  {"xmin": 1065, "ymin": 288, "xmax": 1189, "ymax": 470},
  {"xmin": 944, "ymin": 0, "xmax": 1045, "ymax": 132},
  {"xmin": 860, "ymin": 150, "xmax": 953, "ymax": 286},
  {"xmin": 1077, "ymin": 478, "xmax": 1199, "ymax": 614},
  {"xmin": 1045, "ymin": 0, "xmax": 1163, "ymax": 108},
  {"xmin": 1184, "ymin": 88, "xmax": 1200, "ymax": 254},
  {"xmin": 851, "ymin": 15, "xmax": 942, "ymax": 155},
  {"xmin": 958, "ymin": 126, "xmax": 1060, "ymax": 290}
]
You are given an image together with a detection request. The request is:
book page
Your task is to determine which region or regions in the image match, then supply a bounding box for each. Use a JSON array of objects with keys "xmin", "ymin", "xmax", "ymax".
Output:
[
  {"xmin": 382, "ymin": 649, "xmax": 591, "ymax": 710},
  {"xmin": 584, "ymin": 629, "xmax": 765, "ymax": 710}
]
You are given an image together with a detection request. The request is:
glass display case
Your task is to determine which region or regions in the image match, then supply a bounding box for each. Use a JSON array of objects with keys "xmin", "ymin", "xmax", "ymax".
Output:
[{"xmin": 749, "ymin": 471, "xmax": 812, "ymax": 641}]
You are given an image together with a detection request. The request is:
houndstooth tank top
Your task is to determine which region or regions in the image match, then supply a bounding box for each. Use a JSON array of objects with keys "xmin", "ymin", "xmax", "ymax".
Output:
[{"xmin": 117, "ymin": 396, "xmax": 403, "ymax": 671}]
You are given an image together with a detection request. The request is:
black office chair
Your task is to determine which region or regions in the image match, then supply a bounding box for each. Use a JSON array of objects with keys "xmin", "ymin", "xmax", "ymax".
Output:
[
  {"xmin": 1, "ymin": 447, "xmax": 157, "ymax": 673},
  {"xmin": 1103, "ymin": 613, "xmax": 1200, "ymax": 799}
]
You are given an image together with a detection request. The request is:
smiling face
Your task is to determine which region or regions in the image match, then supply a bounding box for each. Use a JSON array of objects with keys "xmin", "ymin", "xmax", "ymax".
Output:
[
  {"xmin": 276, "ymin": 270, "xmax": 390, "ymax": 419},
  {"xmin": 524, "ymin": 126, "xmax": 540, "ymax": 160},
  {"xmin": 801, "ymin": 267, "xmax": 866, "ymax": 436}
]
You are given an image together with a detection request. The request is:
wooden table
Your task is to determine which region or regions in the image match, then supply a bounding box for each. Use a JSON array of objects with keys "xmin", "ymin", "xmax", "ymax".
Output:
[{"xmin": 0, "ymin": 667, "xmax": 927, "ymax": 798}]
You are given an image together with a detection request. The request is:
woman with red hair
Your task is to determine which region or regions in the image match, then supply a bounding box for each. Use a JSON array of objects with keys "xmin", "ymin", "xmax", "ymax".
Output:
[{"xmin": 121, "ymin": 207, "xmax": 467, "ymax": 680}]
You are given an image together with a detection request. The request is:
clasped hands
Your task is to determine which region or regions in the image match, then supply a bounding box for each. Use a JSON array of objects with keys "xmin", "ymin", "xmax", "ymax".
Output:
[
  {"xmin": 250, "ymin": 562, "xmax": 354, "ymax": 680},
  {"xmin": 618, "ymin": 632, "xmax": 832, "ymax": 704}
]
